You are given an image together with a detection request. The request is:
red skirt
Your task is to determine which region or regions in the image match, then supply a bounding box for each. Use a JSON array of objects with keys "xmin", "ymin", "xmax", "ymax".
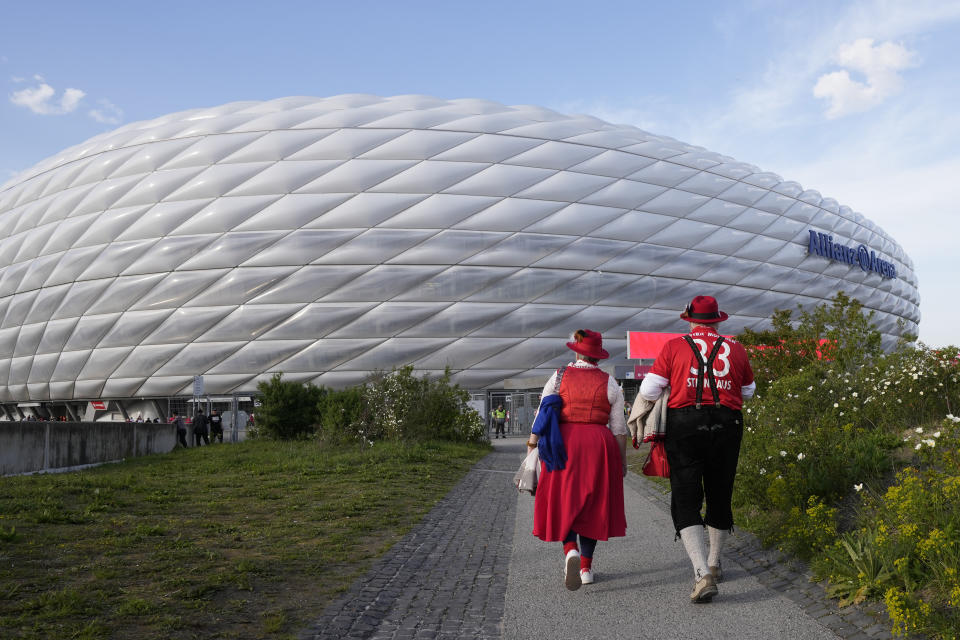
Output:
[{"xmin": 532, "ymin": 422, "xmax": 627, "ymax": 542}]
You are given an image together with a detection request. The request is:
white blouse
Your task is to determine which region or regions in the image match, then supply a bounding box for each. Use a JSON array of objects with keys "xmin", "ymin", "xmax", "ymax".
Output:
[{"xmin": 539, "ymin": 360, "xmax": 628, "ymax": 436}]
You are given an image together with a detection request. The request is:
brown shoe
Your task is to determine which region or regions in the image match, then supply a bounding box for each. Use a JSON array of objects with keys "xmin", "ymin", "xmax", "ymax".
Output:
[
  {"xmin": 690, "ymin": 573, "xmax": 718, "ymax": 603},
  {"xmin": 710, "ymin": 563, "xmax": 723, "ymax": 583}
]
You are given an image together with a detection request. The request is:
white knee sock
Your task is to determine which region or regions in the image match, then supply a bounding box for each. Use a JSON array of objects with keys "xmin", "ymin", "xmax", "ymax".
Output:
[
  {"xmin": 679, "ymin": 526, "xmax": 709, "ymax": 580},
  {"xmin": 707, "ymin": 526, "xmax": 728, "ymax": 568}
]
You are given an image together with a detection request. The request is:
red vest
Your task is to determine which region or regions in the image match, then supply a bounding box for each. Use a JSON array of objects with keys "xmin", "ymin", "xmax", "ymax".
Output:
[{"xmin": 558, "ymin": 366, "xmax": 611, "ymax": 424}]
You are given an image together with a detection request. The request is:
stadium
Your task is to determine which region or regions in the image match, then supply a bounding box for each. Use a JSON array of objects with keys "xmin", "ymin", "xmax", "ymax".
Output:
[{"xmin": 0, "ymin": 94, "xmax": 919, "ymax": 421}]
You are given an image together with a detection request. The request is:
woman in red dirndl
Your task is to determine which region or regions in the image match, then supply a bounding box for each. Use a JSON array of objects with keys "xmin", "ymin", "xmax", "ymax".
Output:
[{"xmin": 527, "ymin": 329, "xmax": 628, "ymax": 590}]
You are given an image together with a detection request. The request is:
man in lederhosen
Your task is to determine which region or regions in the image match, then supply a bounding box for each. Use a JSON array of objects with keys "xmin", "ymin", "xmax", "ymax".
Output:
[{"xmin": 639, "ymin": 296, "xmax": 755, "ymax": 603}]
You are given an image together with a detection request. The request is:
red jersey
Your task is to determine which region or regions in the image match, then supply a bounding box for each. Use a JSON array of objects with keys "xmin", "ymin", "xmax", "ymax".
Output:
[{"xmin": 649, "ymin": 326, "xmax": 754, "ymax": 410}]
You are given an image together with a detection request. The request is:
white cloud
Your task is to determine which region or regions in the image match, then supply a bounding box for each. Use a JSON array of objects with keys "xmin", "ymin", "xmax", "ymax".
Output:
[
  {"xmin": 89, "ymin": 98, "xmax": 124, "ymax": 125},
  {"xmin": 687, "ymin": 1, "xmax": 960, "ymax": 139},
  {"xmin": 813, "ymin": 38, "xmax": 917, "ymax": 118},
  {"xmin": 10, "ymin": 80, "xmax": 85, "ymax": 115}
]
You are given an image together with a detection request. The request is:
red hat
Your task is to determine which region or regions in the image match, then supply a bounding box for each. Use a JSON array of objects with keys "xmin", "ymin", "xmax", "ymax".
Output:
[
  {"xmin": 680, "ymin": 295, "xmax": 729, "ymax": 324},
  {"xmin": 566, "ymin": 329, "xmax": 609, "ymax": 360}
]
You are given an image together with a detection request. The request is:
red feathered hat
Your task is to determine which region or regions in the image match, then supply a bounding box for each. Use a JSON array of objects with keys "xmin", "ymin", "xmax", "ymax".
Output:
[{"xmin": 566, "ymin": 329, "xmax": 609, "ymax": 360}]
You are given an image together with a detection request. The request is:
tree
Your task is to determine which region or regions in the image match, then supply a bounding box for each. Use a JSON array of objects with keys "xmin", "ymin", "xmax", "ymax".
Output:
[
  {"xmin": 254, "ymin": 373, "xmax": 324, "ymax": 439},
  {"xmin": 739, "ymin": 292, "xmax": 884, "ymax": 393}
]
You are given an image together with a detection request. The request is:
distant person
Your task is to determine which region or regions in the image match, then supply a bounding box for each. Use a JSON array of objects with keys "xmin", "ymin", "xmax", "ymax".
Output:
[
  {"xmin": 638, "ymin": 295, "xmax": 755, "ymax": 604},
  {"xmin": 172, "ymin": 412, "xmax": 187, "ymax": 448},
  {"xmin": 491, "ymin": 404, "xmax": 506, "ymax": 439},
  {"xmin": 209, "ymin": 409, "xmax": 223, "ymax": 443},
  {"xmin": 193, "ymin": 410, "xmax": 210, "ymax": 446}
]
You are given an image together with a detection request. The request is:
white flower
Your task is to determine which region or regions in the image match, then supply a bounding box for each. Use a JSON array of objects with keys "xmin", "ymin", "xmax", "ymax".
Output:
[
  {"xmin": 787, "ymin": 429, "xmax": 795, "ymax": 435},
  {"xmin": 759, "ymin": 468, "xmax": 766, "ymax": 475},
  {"xmin": 797, "ymin": 453, "xmax": 805, "ymax": 461},
  {"xmin": 915, "ymin": 443, "xmax": 922, "ymax": 450},
  {"xmin": 915, "ymin": 427, "xmax": 924, "ymax": 434},
  {"xmin": 923, "ymin": 439, "xmax": 936, "ymax": 448},
  {"xmin": 852, "ymin": 392, "xmax": 858, "ymax": 398},
  {"xmin": 834, "ymin": 403, "xmax": 839, "ymax": 408},
  {"xmin": 854, "ymin": 483, "xmax": 863, "ymax": 492},
  {"xmin": 746, "ymin": 408, "xmax": 751, "ymax": 413},
  {"xmin": 933, "ymin": 431, "xmax": 941, "ymax": 438},
  {"xmin": 839, "ymin": 412, "xmax": 844, "ymax": 416},
  {"xmin": 807, "ymin": 386, "xmax": 813, "ymax": 391},
  {"xmin": 780, "ymin": 450, "xmax": 787, "ymax": 457}
]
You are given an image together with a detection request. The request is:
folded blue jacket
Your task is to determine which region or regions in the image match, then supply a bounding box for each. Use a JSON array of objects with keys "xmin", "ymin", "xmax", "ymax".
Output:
[{"xmin": 532, "ymin": 394, "xmax": 566, "ymax": 471}]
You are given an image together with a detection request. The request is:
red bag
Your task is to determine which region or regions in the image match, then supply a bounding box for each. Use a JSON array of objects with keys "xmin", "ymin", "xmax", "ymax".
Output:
[{"xmin": 642, "ymin": 440, "xmax": 670, "ymax": 478}]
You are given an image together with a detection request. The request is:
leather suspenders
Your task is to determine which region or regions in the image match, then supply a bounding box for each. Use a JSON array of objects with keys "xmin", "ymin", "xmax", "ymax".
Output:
[{"xmin": 683, "ymin": 335, "xmax": 725, "ymax": 409}]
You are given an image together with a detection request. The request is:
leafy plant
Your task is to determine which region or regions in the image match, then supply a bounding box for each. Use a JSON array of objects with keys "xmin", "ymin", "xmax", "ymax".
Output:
[
  {"xmin": 817, "ymin": 528, "xmax": 894, "ymax": 606},
  {"xmin": 253, "ymin": 373, "xmax": 325, "ymax": 440},
  {"xmin": 733, "ymin": 292, "xmax": 960, "ymax": 637}
]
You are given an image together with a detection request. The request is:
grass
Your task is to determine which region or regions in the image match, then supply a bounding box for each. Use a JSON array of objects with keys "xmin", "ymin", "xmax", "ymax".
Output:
[{"xmin": 0, "ymin": 439, "xmax": 489, "ymax": 639}]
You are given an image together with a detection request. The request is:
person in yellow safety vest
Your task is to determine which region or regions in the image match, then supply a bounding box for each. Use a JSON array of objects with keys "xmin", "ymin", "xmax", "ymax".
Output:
[{"xmin": 491, "ymin": 404, "xmax": 507, "ymax": 439}]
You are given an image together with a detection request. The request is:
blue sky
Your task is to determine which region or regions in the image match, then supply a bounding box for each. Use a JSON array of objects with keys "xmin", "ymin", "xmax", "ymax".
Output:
[{"xmin": 1, "ymin": 0, "xmax": 958, "ymax": 347}]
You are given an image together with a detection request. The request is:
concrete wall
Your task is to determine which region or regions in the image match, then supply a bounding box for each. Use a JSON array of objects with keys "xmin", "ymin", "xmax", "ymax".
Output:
[{"xmin": 0, "ymin": 421, "xmax": 177, "ymax": 476}]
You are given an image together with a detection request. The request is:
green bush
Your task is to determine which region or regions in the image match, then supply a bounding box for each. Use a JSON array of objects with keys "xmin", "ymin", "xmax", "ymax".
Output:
[
  {"xmin": 253, "ymin": 373, "xmax": 325, "ymax": 440},
  {"xmin": 317, "ymin": 387, "xmax": 369, "ymax": 445},
  {"xmin": 740, "ymin": 291, "xmax": 886, "ymax": 395},
  {"xmin": 735, "ymin": 291, "xmax": 960, "ymax": 637},
  {"xmin": 361, "ymin": 366, "xmax": 485, "ymax": 443},
  {"xmin": 253, "ymin": 367, "xmax": 485, "ymax": 445}
]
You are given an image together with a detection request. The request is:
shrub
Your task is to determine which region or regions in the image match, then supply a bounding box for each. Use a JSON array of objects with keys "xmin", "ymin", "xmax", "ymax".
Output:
[
  {"xmin": 317, "ymin": 387, "xmax": 369, "ymax": 445},
  {"xmin": 733, "ymin": 292, "xmax": 960, "ymax": 636},
  {"xmin": 360, "ymin": 366, "xmax": 485, "ymax": 444},
  {"xmin": 255, "ymin": 366, "xmax": 485, "ymax": 445},
  {"xmin": 253, "ymin": 373, "xmax": 325, "ymax": 440},
  {"xmin": 740, "ymin": 291, "xmax": 884, "ymax": 394}
]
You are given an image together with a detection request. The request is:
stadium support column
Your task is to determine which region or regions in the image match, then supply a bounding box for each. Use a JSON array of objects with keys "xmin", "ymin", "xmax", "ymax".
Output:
[{"xmin": 232, "ymin": 393, "xmax": 239, "ymax": 443}]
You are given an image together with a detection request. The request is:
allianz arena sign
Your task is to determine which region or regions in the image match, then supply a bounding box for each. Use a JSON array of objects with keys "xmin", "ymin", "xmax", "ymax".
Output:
[
  {"xmin": 807, "ymin": 230, "xmax": 897, "ymax": 280},
  {"xmin": 0, "ymin": 95, "xmax": 920, "ymax": 402}
]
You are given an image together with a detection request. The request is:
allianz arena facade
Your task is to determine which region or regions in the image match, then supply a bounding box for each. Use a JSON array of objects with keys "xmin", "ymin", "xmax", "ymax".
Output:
[{"xmin": 0, "ymin": 94, "xmax": 919, "ymax": 414}]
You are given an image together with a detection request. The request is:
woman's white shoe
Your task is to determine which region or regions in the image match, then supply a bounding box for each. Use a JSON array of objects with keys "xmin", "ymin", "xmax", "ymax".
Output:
[
  {"xmin": 579, "ymin": 569, "xmax": 594, "ymax": 584},
  {"xmin": 564, "ymin": 550, "xmax": 582, "ymax": 591}
]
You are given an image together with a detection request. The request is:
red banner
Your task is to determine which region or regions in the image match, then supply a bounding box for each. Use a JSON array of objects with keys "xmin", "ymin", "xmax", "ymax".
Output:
[
  {"xmin": 90, "ymin": 401, "xmax": 106, "ymax": 410},
  {"xmin": 627, "ymin": 331, "xmax": 733, "ymax": 360},
  {"xmin": 626, "ymin": 332, "xmax": 684, "ymax": 359}
]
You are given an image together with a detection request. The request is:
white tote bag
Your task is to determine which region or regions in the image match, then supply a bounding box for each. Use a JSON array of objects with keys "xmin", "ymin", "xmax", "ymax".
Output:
[{"xmin": 513, "ymin": 446, "xmax": 541, "ymax": 495}]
